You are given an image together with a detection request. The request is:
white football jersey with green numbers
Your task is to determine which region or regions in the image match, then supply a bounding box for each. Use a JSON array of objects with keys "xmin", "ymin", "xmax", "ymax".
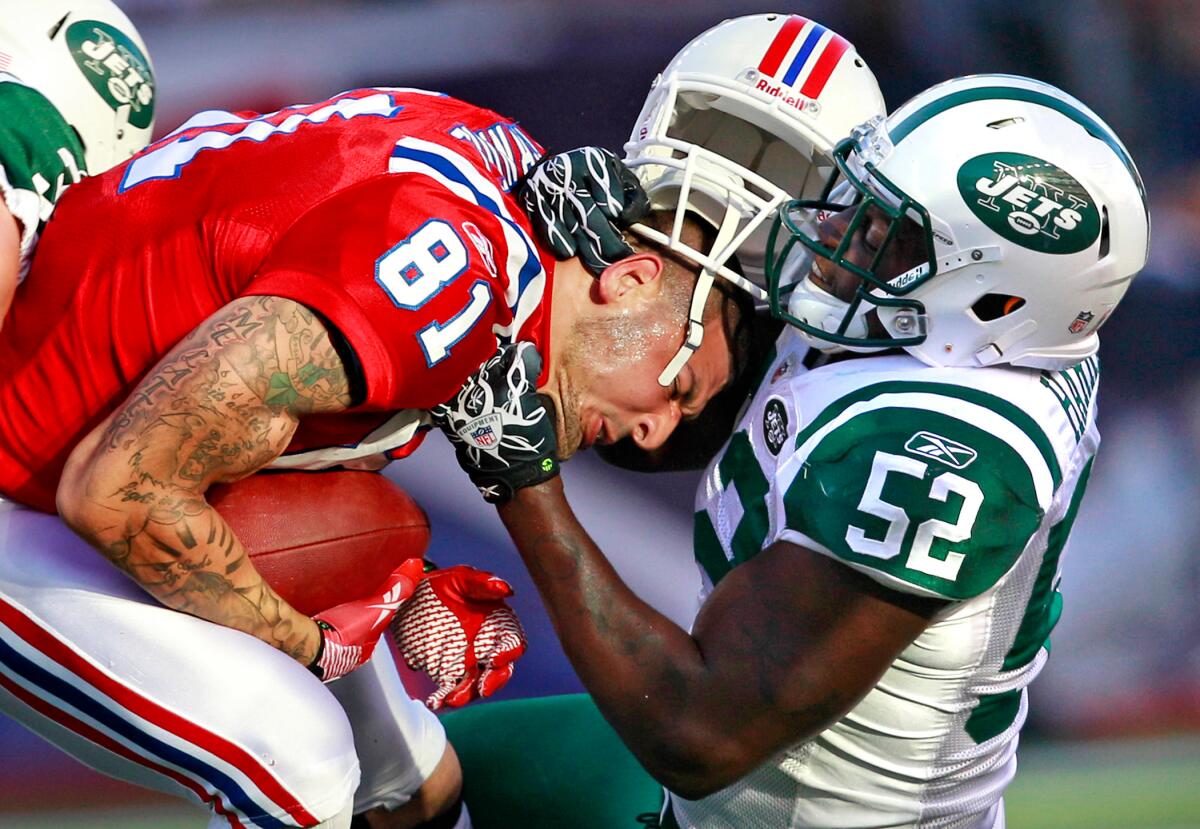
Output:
[
  {"xmin": 674, "ymin": 328, "xmax": 1100, "ymax": 829},
  {"xmin": 0, "ymin": 73, "xmax": 87, "ymax": 282}
]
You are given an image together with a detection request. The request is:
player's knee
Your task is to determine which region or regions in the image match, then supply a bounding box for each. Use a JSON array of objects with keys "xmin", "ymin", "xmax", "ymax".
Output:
[
  {"xmin": 350, "ymin": 697, "xmax": 448, "ymax": 813},
  {"xmin": 217, "ymin": 664, "xmax": 362, "ymax": 826},
  {"xmin": 273, "ymin": 686, "xmax": 362, "ymax": 820}
]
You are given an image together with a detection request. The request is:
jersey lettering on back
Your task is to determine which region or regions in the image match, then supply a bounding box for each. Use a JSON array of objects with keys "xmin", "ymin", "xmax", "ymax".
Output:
[
  {"xmin": 1039, "ymin": 355, "xmax": 1099, "ymax": 441},
  {"xmin": 449, "ymin": 121, "xmax": 541, "ymax": 191},
  {"xmin": 119, "ymin": 89, "xmax": 421, "ymax": 191}
]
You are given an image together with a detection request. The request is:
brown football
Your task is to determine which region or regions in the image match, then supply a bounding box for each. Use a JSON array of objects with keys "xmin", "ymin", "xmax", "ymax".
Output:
[{"xmin": 208, "ymin": 470, "xmax": 430, "ymax": 616}]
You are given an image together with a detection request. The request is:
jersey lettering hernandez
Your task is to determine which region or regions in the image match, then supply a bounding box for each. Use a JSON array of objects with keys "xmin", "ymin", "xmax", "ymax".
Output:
[
  {"xmin": 678, "ymin": 329, "xmax": 1100, "ymax": 829},
  {"xmin": 0, "ymin": 88, "xmax": 553, "ymax": 512},
  {"xmin": 0, "ymin": 75, "xmax": 87, "ymax": 282}
]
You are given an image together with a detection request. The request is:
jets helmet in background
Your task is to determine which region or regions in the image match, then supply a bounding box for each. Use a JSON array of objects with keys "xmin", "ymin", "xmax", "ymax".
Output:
[
  {"xmin": 770, "ymin": 74, "xmax": 1150, "ymax": 370},
  {"xmin": 0, "ymin": 0, "xmax": 156, "ymax": 173},
  {"xmin": 624, "ymin": 12, "xmax": 885, "ymax": 384}
]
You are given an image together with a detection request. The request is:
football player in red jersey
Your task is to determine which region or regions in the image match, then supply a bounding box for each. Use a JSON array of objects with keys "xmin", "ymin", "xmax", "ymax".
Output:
[{"xmin": 0, "ymin": 87, "xmax": 749, "ymax": 829}]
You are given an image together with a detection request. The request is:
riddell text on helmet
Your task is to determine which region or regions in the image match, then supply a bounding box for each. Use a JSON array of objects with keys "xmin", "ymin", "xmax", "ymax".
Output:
[{"xmin": 753, "ymin": 78, "xmax": 817, "ymax": 114}]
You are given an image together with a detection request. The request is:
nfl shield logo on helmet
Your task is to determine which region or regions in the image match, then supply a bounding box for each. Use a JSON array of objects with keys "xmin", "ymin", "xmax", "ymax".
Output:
[{"xmin": 1069, "ymin": 311, "xmax": 1095, "ymax": 334}]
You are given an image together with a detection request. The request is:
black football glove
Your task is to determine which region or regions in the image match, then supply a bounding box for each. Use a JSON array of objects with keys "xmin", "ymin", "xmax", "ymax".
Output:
[
  {"xmin": 517, "ymin": 146, "xmax": 650, "ymax": 276},
  {"xmin": 430, "ymin": 342, "xmax": 559, "ymax": 503}
]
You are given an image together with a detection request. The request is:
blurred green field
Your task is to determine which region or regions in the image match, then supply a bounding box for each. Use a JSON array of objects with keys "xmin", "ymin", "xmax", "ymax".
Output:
[
  {"xmin": 1004, "ymin": 737, "xmax": 1200, "ymax": 829},
  {"xmin": 3, "ymin": 736, "xmax": 1198, "ymax": 828}
]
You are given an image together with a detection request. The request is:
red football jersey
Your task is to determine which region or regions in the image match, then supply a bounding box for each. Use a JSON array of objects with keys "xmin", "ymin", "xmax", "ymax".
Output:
[{"xmin": 0, "ymin": 88, "xmax": 554, "ymax": 512}]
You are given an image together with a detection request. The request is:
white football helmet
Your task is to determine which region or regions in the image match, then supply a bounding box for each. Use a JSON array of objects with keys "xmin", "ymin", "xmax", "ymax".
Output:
[
  {"xmin": 770, "ymin": 74, "xmax": 1150, "ymax": 370},
  {"xmin": 0, "ymin": 0, "xmax": 155, "ymax": 173},
  {"xmin": 623, "ymin": 13, "xmax": 885, "ymax": 383}
]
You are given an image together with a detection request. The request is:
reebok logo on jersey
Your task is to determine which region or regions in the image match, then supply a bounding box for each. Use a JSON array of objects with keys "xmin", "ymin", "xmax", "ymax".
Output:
[
  {"xmin": 957, "ymin": 152, "xmax": 1100, "ymax": 255},
  {"xmin": 462, "ymin": 221, "xmax": 498, "ymax": 279},
  {"xmin": 904, "ymin": 431, "xmax": 977, "ymax": 469}
]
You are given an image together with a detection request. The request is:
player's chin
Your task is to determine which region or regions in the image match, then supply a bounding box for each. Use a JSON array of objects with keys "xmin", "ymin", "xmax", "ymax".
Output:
[{"xmin": 556, "ymin": 411, "xmax": 584, "ymax": 460}]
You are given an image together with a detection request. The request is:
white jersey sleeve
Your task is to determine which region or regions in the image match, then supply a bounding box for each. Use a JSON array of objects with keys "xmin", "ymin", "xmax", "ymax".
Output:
[{"xmin": 772, "ymin": 375, "xmax": 1061, "ymax": 600}]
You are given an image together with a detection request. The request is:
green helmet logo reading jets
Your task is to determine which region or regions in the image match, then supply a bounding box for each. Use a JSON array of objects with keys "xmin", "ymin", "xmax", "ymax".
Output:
[
  {"xmin": 66, "ymin": 20, "xmax": 155, "ymax": 129},
  {"xmin": 957, "ymin": 152, "xmax": 1101, "ymax": 255}
]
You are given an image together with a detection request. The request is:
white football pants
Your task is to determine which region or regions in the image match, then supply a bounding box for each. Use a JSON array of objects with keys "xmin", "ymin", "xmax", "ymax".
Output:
[{"xmin": 0, "ymin": 497, "xmax": 445, "ymax": 828}]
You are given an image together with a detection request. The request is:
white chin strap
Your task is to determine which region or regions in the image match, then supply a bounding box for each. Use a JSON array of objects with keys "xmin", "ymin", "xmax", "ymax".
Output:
[
  {"xmin": 787, "ymin": 278, "xmax": 870, "ymax": 351},
  {"xmin": 651, "ymin": 201, "xmax": 743, "ymax": 386}
]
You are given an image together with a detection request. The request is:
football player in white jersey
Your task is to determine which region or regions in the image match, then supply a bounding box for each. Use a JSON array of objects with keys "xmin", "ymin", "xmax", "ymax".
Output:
[
  {"xmin": 434, "ymin": 72, "xmax": 1149, "ymax": 829},
  {"xmin": 0, "ymin": 0, "xmax": 155, "ymax": 325}
]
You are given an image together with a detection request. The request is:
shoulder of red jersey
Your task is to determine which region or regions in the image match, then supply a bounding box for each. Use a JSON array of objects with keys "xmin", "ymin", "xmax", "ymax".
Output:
[
  {"xmin": 119, "ymin": 86, "xmax": 544, "ymax": 197},
  {"xmin": 384, "ymin": 131, "xmax": 551, "ymax": 341},
  {"xmin": 246, "ymin": 172, "xmax": 551, "ymax": 412}
]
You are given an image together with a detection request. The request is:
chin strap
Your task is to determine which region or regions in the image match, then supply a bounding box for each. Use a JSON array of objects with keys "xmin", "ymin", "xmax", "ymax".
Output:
[{"xmin": 655, "ymin": 202, "xmax": 743, "ymax": 386}]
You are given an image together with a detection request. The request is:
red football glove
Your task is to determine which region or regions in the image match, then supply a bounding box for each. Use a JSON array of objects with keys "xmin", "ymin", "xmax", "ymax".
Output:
[
  {"xmin": 309, "ymin": 558, "xmax": 426, "ymax": 683},
  {"xmin": 393, "ymin": 565, "xmax": 528, "ymax": 710}
]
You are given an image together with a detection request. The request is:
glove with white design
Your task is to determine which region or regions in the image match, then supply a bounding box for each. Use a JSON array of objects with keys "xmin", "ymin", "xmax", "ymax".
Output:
[
  {"xmin": 393, "ymin": 565, "xmax": 528, "ymax": 710},
  {"xmin": 517, "ymin": 146, "xmax": 650, "ymax": 276},
  {"xmin": 430, "ymin": 341, "xmax": 559, "ymax": 504},
  {"xmin": 309, "ymin": 558, "xmax": 425, "ymax": 683}
]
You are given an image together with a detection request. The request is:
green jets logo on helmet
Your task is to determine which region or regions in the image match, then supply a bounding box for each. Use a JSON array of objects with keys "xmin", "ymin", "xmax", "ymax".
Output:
[
  {"xmin": 66, "ymin": 20, "xmax": 155, "ymax": 129},
  {"xmin": 957, "ymin": 152, "xmax": 1101, "ymax": 255}
]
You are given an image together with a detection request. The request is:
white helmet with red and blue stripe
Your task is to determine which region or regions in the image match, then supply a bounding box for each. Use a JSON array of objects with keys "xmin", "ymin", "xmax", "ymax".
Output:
[{"xmin": 624, "ymin": 13, "xmax": 885, "ymax": 383}]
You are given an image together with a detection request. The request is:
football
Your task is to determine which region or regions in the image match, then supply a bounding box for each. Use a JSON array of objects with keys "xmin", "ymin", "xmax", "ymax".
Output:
[{"xmin": 208, "ymin": 470, "xmax": 431, "ymax": 616}]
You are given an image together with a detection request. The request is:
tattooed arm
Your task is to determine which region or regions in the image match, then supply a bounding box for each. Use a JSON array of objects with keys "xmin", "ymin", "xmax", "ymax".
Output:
[
  {"xmin": 57, "ymin": 296, "xmax": 353, "ymax": 664},
  {"xmin": 498, "ymin": 480, "xmax": 945, "ymax": 799}
]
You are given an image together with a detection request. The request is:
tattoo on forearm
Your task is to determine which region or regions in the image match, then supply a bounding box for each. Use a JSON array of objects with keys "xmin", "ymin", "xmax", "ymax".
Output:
[{"xmin": 83, "ymin": 296, "xmax": 351, "ymax": 657}]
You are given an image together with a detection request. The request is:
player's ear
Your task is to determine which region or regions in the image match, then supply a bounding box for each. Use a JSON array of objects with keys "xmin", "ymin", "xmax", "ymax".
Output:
[{"xmin": 595, "ymin": 253, "xmax": 664, "ymax": 306}]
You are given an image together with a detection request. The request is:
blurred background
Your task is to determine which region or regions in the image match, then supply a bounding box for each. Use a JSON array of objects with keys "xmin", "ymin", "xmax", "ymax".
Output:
[{"xmin": 2, "ymin": 1, "xmax": 1197, "ymax": 827}]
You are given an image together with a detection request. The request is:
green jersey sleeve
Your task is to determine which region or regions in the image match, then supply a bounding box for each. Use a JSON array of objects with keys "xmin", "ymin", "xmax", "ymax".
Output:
[
  {"xmin": 778, "ymin": 382, "xmax": 1061, "ymax": 600},
  {"xmin": 0, "ymin": 77, "xmax": 88, "ymax": 279}
]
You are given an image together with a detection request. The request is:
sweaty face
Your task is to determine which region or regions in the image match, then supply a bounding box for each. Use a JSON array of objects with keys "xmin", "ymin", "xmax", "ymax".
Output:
[{"xmin": 550, "ymin": 304, "xmax": 733, "ymax": 459}]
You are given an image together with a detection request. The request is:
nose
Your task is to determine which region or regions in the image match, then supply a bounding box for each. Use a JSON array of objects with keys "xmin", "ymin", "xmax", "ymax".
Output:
[
  {"xmin": 630, "ymin": 401, "xmax": 682, "ymax": 451},
  {"xmin": 817, "ymin": 209, "xmax": 851, "ymax": 252}
]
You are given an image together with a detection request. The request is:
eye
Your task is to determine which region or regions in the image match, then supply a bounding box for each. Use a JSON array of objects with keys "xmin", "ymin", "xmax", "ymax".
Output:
[{"xmin": 672, "ymin": 371, "xmax": 702, "ymax": 418}]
